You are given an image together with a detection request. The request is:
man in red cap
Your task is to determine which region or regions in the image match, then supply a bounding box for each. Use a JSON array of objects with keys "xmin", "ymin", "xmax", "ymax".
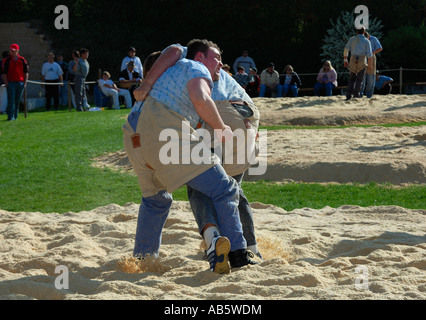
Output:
[{"xmin": 1, "ymin": 44, "xmax": 29, "ymax": 120}]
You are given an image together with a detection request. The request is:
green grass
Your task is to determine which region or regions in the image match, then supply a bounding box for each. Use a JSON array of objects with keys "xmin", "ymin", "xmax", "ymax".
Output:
[
  {"xmin": 1, "ymin": 108, "xmax": 425, "ymax": 213},
  {"xmin": 0, "ymin": 107, "xmax": 142, "ymax": 213},
  {"xmin": 238, "ymin": 181, "xmax": 425, "ymax": 211}
]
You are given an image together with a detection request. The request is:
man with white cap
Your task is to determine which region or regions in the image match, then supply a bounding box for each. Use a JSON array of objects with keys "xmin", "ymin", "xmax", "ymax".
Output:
[{"xmin": 1, "ymin": 44, "xmax": 29, "ymax": 121}]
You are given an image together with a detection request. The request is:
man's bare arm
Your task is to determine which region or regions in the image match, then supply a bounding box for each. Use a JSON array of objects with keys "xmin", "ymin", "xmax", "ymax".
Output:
[
  {"xmin": 187, "ymin": 77, "xmax": 226, "ymax": 131},
  {"xmin": 133, "ymin": 45, "xmax": 183, "ymax": 101}
]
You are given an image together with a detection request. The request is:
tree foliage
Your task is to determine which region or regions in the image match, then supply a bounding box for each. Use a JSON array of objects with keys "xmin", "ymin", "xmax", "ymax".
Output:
[
  {"xmin": 382, "ymin": 25, "xmax": 426, "ymax": 68},
  {"xmin": 1, "ymin": 0, "xmax": 425, "ymax": 83}
]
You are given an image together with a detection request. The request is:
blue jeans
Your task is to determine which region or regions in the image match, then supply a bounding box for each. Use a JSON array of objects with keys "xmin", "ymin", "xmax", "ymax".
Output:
[
  {"xmin": 74, "ymin": 76, "xmax": 86, "ymax": 111},
  {"xmin": 259, "ymin": 84, "xmax": 279, "ymax": 97},
  {"xmin": 187, "ymin": 172, "xmax": 257, "ymax": 247},
  {"xmin": 133, "ymin": 190, "xmax": 173, "ymax": 257},
  {"xmin": 59, "ymin": 80, "xmax": 68, "ymax": 105},
  {"xmin": 314, "ymin": 82, "xmax": 335, "ymax": 96},
  {"xmin": 361, "ymin": 74, "xmax": 376, "ymax": 98},
  {"xmin": 133, "ymin": 165, "xmax": 246, "ymax": 257},
  {"xmin": 277, "ymin": 84, "xmax": 298, "ymax": 97},
  {"xmin": 6, "ymin": 82, "xmax": 25, "ymax": 120}
]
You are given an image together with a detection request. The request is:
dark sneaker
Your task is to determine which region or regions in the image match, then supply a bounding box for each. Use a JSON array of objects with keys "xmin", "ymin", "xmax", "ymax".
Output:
[
  {"xmin": 205, "ymin": 236, "xmax": 231, "ymax": 274},
  {"xmin": 229, "ymin": 249, "xmax": 259, "ymax": 269}
]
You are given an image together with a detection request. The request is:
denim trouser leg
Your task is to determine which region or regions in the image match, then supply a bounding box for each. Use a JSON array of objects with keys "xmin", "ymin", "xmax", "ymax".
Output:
[
  {"xmin": 325, "ymin": 82, "xmax": 334, "ymax": 96},
  {"xmin": 313, "ymin": 83, "xmax": 323, "ymax": 96},
  {"xmin": 364, "ymin": 74, "xmax": 376, "ymax": 98},
  {"xmin": 59, "ymin": 81, "xmax": 68, "ymax": 105},
  {"xmin": 6, "ymin": 82, "xmax": 24, "ymax": 120},
  {"xmin": 282, "ymin": 84, "xmax": 290, "ymax": 97},
  {"xmin": 186, "ymin": 165, "xmax": 246, "ymax": 251},
  {"xmin": 133, "ymin": 190, "xmax": 173, "ymax": 257},
  {"xmin": 361, "ymin": 73, "xmax": 366, "ymax": 97},
  {"xmin": 74, "ymin": 76, "xmax": 85, "ymax": 111},
  {"xmin": 119, "ymin": 90, "xmax": 132, "ymax": 109},
  {"xmin": 6, "ymin": 83, "xmax": 16, "ymax": 120},
  {"xmin": 233, "ymin": 173, "xmax": 257, "ymax": 246},
  {"xmin": 290, "ymin": 84, "xmax": 298, "ymax": 97},
  {"xmin": 188, "ymin": 172, "xmax": 257, "ymax": 247},
  {"xmin": 276, "ymin": 84, "xmax": 283, "ymax": 97},
  {"xmin": 188, "ymin": 186, "xmax": 218, "ymax": 233},
  {"xmin": 259, "ymin": 84, "xmax": 266, "ymax": 97}
]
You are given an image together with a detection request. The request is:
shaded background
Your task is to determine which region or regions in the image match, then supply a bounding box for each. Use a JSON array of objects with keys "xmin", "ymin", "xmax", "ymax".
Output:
[{"xmin": 2, "ymin": 0, "xmax": 425, "ymax": 87}]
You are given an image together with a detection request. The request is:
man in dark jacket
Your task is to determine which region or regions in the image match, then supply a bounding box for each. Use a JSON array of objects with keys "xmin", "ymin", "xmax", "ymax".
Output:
[{"xmin": 119, "ymin": 60, "xmax": 142, "ymax": 104}]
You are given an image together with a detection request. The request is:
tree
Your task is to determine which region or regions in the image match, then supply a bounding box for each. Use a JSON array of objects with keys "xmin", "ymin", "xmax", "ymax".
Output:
[
  {"xmin": 320, "ymin": 10, "xmax": 384, "ymax": 80},
  {"xmin": 382, "ymin": 25, "xmax": 426, "ymax": 69}
]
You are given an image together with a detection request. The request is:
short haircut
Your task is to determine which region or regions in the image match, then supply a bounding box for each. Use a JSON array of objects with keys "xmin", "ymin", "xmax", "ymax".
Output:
[
  {"xmin": 72, "ymin": 50, "xmax": 80, "ymax": 58},
  {"xmin": 102, "ymin": 71, "xmax": 111, "ymax": 78},
  {"xmin": 80, "ymin": 48, "xmax": 89, "ymax": 55},
  {"xmin": 143, "ymin": 51, "xmax": 161, "ymax": 78},
  {"xmin": 186, "ymin": 39, "xmax": 221, "ymax": 60},
  {"xmin": 356, "ymin": 27, "xmax": 365, "ymax": 34}
]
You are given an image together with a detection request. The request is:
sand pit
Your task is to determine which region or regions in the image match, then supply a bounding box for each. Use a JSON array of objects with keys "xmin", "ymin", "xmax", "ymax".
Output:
[
  {"xmin": 255, "ymin": 94, "xmax": 426, "ymax": 127},
  {"xmin": 0, "ymin": 202, "xmax": 425, "ymax": 300},
  {"xmin": 93, "ymin": 95, "xmax": 426, "ymax": 185},
  {"xmin": 1, "ymin": 94, "xmax": 425, "ymax": 300}
]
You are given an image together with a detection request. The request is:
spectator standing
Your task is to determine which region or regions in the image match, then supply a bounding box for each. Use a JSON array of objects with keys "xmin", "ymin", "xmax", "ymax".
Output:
[
  {"xmin": 72, "ymin": 48, "xmax": 90, "ymax": 111},
  {"xmin": 56, "ymin": 53, "xmax": 69, "ymax": 105},
  {"xmin": 259, "ymin": 62, "xmax": 280, "ymax": 97},
  {"xmin": 41, "ymin": 52, "xmax": 63, "ymax": 111},
  {"xmin": 313, "ymin": 60, "xmax": 338, "ymax": 96},
  {"xmin": 343, "ymin": 27, "xmax": 372, "ymax": 100},
  {"xmin": 362, "ymin": 32, "xmax": 383, "ymax": 98},
  {"xmin": 278, "ymin": 65, "xmax": 301, "ymax": 97},
  {"xmin": 1, "ymin": 44, "xmax": 29, "ymax": 121},
  {"xmin": 68, "ymin": 50, "xmax": 89, "ymax": 110},
  {"xmin": 120, "ymin": 47, "xmax": 143, "ymax": 78},
  {"xmin": 233, "ymin": 50, "xmax": 256, "ymax": 75}
]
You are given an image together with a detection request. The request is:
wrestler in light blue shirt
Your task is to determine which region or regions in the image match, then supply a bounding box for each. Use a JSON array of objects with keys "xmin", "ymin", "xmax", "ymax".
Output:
[
  {"xmin": 130, "ymin": 44, "xmax": 253, "ymax": 118},
  {"xmin": 172, "ymin": 44, "xmax": 253, "ymax": 104},
  {"xmin": 345, "ymin": 34, "xmax": 373, "ymax": 57},
  {"xmin": 149, "ymin": 57, "xmax": 213, "ymax": 129},
  {"xmin": 212, "ymin": 69, "xmax": 253, "ymax": 104}
]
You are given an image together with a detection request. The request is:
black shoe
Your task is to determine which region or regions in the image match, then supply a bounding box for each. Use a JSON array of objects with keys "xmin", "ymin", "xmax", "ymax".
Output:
[{"xmin": 229, "ymin": 249, "xmax": 259, "ymax": 269}]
